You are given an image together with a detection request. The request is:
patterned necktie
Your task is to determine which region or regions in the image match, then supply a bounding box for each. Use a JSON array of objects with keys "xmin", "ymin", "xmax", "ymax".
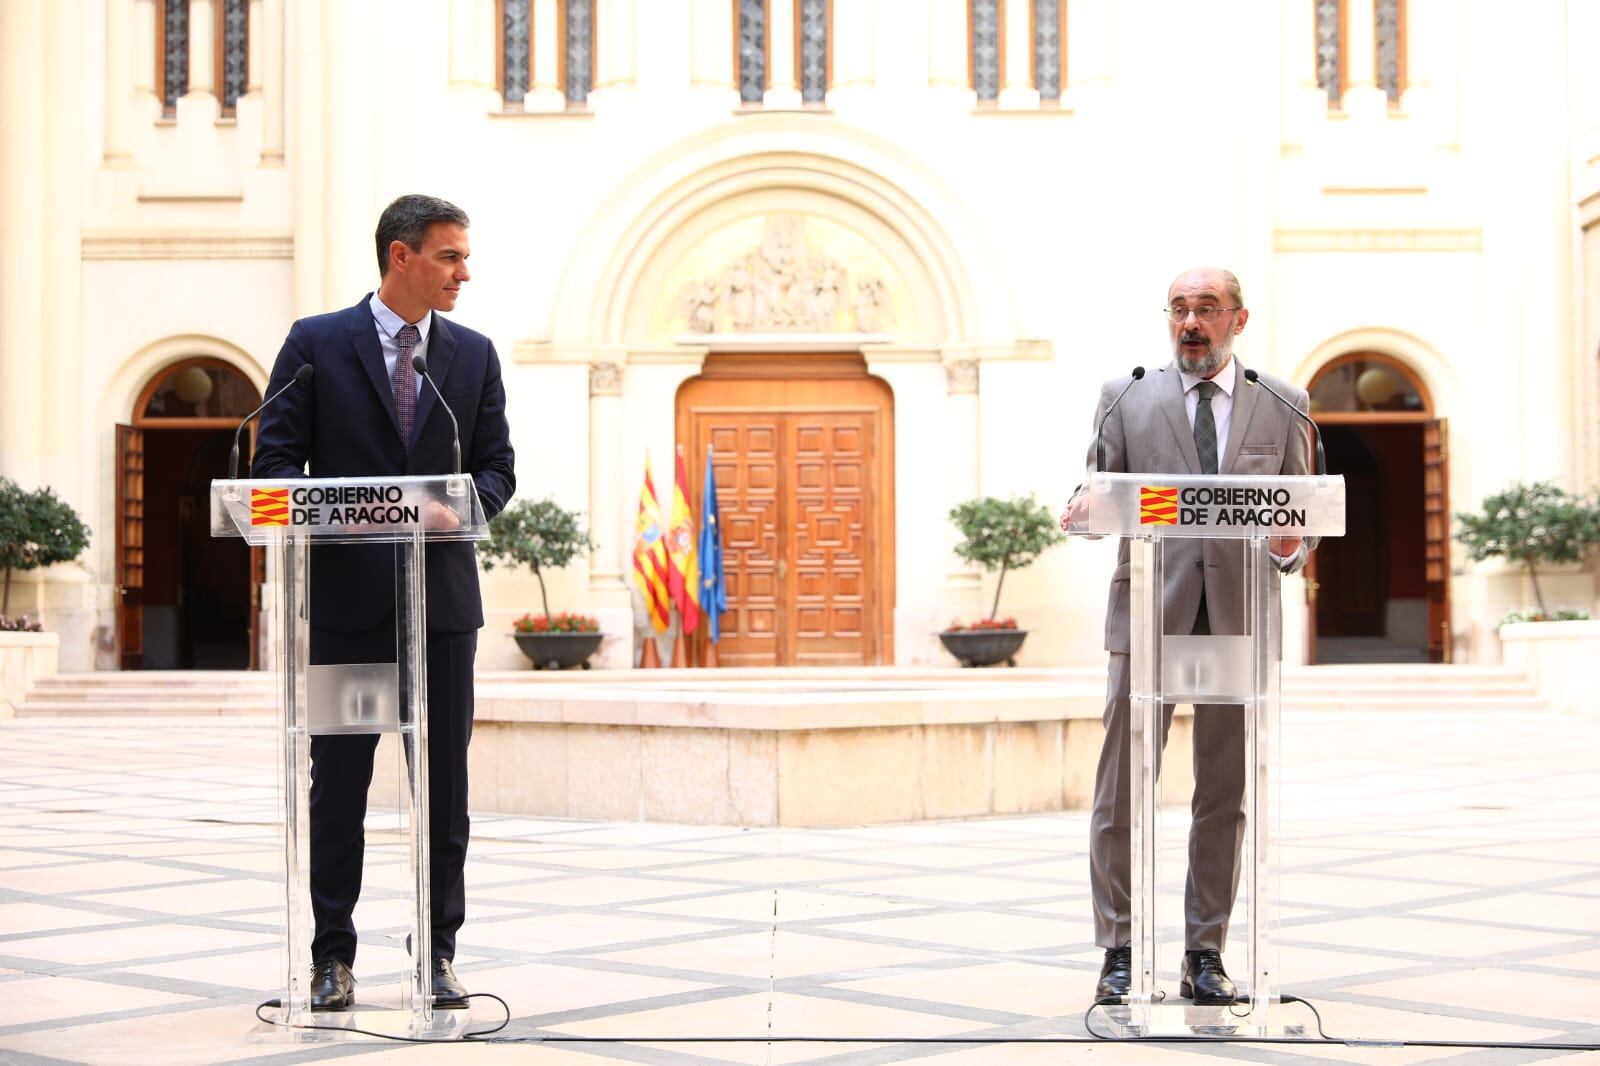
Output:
[
  {"xmin": 394, "ymin": 323, "xmax": 419, "ymax": 450},
  {"xmin": 1194, "ymin": 380, "xmax": 1218, "ymax": 475}
]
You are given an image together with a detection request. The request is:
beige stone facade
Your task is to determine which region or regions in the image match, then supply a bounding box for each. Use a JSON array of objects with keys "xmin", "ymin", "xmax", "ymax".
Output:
[{"xmin": 1, "ymin": 1, "xmax": 1597, "ymax": 672}]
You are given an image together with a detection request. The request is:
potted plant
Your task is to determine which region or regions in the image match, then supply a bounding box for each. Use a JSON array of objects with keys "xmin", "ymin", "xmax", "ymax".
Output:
[
  {"xmin": 1455, "ymin": 480, "xmax": 1600, "ymax": 622},
  {"xmin": 0, "ymin": 477, "xmax": 91, "ymax": 623},
  {"xmin": 478, "ymin": 499, "xmax": 600, "ymax": 669},
  {"xmin": 939, "ymin": 495, "xmax": 1063, "ymax": 667}
]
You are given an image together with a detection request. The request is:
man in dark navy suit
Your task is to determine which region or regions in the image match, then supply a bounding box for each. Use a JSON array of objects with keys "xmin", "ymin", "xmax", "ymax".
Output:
[{"xmin": 253, "ymin": 194, "xmax": 515, "ymax": 1010}]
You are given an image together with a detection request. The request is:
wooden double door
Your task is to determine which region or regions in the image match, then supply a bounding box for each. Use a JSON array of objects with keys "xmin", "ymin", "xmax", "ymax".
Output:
[{"xmin": 677, "ymin": 357, "xmax": 895, "ymax": 666}]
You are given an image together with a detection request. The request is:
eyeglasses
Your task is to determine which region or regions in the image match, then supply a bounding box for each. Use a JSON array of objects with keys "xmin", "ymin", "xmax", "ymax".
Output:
[{"xmin": 1164, "ymin": 306, "xmax": 1240, "ymax": 323}]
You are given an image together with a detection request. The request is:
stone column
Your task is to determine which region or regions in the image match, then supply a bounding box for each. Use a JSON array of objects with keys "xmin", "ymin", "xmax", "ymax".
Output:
[
  {"xmin": 133, "ymin": 0, "xmax": 157, "ymax": 100},
  {"xmin": 260, "ymin": 0, "xmax": 285, "ymax": 162},
  {"xmin": 291, "ymin": 0, "xmax": 328, "ymax": 316},
  {"xmin": 247, "ymin": 0, "xmax": 263, "ymax": 93},
  {"xmin": 829, "ymin": 0, "xmax": 873, "ymax": 91},
  {"xmin": 690, "ymin": 0, "xmax": 734, "ymax": 89},
  {"xmin": 1066, "ymin": 0, "xmax": 1112, "ymax": 89},
  {"xmin": 1341, "ymin": 0, "xmax": 1387, "ymax": 116},
  {"xmin": 529, "ymin": 0, "xmax": 565, "ymax": 109},
  {"xmin": 0, "ymin": 2, "xmax": 46, "ymax": 485},
  {"xmin": 595, "ymin": 0, "xmax": 636, "ymax": 91},
  {"xmin": 927, "ymin": 0, "xmax": 967, "ymax": 88},
  {"xmin": 448, "ymin": 0, "xmax": 479, "ymax": 88},
  {"xmin": 588, "ymin": 361, "xmax": 627, "ymax": 592},
  {"xmin": 764, "ymin": 0, "xmax": 801, "ymax": 107},
  {"xmin": 589, "ymin": 360, "xmax": 633, "ymax": 668},
  {"xmin": 998, "ymin": 0, "xmax": 1039, "ymax": 107},
  {"xmin": 43, "ymin": 0, "xmax": 84, "ymax": 504},
  {"xmin": 104, "ymin": 0, "xmax": 133, "ymax": 165},
  {"xmin": 185, "ymin": 0, "xmax": 216, "ymax": 99},
  {"xmin": 943, "ymin": 359, "xmax": 982, "ymax": 597}
]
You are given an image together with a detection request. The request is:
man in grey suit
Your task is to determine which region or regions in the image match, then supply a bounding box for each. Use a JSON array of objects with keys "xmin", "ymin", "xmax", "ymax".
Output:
[{"xmin": 1063, "ymin": 267, "xmax": 1312, "ymax": 1005}]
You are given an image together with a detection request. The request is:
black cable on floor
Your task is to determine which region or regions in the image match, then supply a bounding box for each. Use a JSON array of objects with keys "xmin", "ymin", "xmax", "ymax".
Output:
[
  {"xmin": 252, "ymin": 993, "xmax": 1600, "ymax": 1051},
  {"xmin": 254, "ymin": 992, "xmax": 509, "ymax": 1042}
]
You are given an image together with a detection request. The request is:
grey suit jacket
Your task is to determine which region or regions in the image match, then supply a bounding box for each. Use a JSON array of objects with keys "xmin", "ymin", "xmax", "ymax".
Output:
[{"xmin": 1080, "ymin": 358, "xmax": 1313, "ymax": 655}]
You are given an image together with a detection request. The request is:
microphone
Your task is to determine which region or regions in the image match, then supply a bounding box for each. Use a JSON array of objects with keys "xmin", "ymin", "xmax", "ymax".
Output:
[
  {"xmin": 1094, "ymin": 366, "xmax": 1146, "ymax": 472},
  {"xmin": 412, "ymin": 354, "xmax": 461, "ymax": 476},
  {"xmin": 1243, "ymin": 368, "xmax": 1326, "ymax": 476},
  {"xmin": 230, "ymin": 363, "xmax": 314, "ymax": 480}
]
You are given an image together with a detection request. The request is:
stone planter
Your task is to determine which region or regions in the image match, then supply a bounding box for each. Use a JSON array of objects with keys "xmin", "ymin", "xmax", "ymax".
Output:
[
  {"xmin": 514, "ymin": 631, "xmax": 603, "ymax": 670},
  {"xmin": 0, "ymin": 630, "xmax": 59, "ymax": 717},
  {"xmin": 938, "ymin": 628, "xmax": 1028, "ymax": 668},
  {"xmin": 1499, "ymin": 619, "xmax": 1600, "ymax": 716}
]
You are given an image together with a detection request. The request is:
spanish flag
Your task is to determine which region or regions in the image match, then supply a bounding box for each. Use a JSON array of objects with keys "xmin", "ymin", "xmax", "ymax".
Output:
[
  {"xmin": 632, "ymin": 457, "xmax": 672, "ymax": 632},
  {"xmin": 668, "ymin": 445, "xmax": 702, "ymax": 634}
]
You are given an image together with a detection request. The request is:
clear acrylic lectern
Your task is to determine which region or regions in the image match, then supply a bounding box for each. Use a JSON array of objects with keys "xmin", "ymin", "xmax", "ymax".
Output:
[
  {"xmin": 211, "ymin": 475, "xmax": 488, "ymax": 1039},
  {"xmin": 1068, "ymin": 472, "xmax": 1344, "ymax": 1037}
]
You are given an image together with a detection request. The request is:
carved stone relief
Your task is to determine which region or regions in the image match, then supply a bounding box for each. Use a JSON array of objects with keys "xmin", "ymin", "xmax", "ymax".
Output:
[{"xmin": 678, "ymin": 215, "xmax": 889, "ymax": 334}]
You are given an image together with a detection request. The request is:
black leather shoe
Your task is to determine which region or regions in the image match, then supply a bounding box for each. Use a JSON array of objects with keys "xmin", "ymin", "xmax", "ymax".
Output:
[
  {"xmin": 431, "ymin": 957, "xmax": 469, "ymax": 1009},
  {"xmin": 1095, "ymin": 945, "xmax": 1132, "ymax": 1004},
  {"xmin": 309, "ymin": 959, "xmax": 354, "ymax": 1011},
  {"xmin": 1180, "ymin": 948, "xmax": 1237, "ymax": 1004}
]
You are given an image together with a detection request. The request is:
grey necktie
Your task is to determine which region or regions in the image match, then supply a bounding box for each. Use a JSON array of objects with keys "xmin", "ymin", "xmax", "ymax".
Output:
[
  {"xmin": 394, "ymin": 324, "xmax": 419, "ymax": 450},
  {"xmin": 1194, "ymin": 380, "xmax": 1218, "ymax": 475}
]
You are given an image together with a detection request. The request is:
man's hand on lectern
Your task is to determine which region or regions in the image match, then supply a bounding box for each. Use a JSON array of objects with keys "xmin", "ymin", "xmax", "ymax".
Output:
[
  {"xmin": 423, "ymin": 500, "xmax": 462, "ymax": 531},
  {"xmin": 1061, "ymin": 491, "xmax": 1103, "ymax": 539},
  {"xmin": 1269, "ymin": 535, "xmax": 1301, "ymax": 558}
]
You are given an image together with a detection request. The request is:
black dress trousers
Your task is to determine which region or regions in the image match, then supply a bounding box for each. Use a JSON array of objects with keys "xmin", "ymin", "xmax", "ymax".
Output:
[{"xmin": 307, "ymin": 621, "xmax": 477, "ymax": 967}]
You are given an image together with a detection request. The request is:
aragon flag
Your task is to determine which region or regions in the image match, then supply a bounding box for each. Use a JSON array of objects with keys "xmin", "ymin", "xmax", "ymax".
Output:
[
  {"xmin": 667, "ymin": 445, "xmax": 702, "ymax": 634},
  {"xmin": 632, "ymin": 456, "xmax": 672, "ymax": 632},
  {"xmin": 697, "ymin": 445, "xmax": 728, "ymax": 642}
]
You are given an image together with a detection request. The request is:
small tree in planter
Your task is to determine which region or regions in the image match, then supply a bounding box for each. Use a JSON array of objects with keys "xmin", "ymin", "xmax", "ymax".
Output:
[
  {"xmin": 940, "ymin": 495, "xmax": 1064, "ymax": 666},
  {"xmin": 1455, "ymin": 480, "xmax": 1600, "ymax": 619},
  {"xmin": 0, "ymin": 478, "xmax": 91, "ymax": 624},
  {"xmin": 478, "ymin": 499, "xmax": 600, "ymax": 668}
]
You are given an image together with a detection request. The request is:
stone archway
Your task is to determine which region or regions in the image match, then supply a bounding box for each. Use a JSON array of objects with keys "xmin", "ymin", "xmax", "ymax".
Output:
[
  {"xmin": 1304, "ymin": 352, "xmax": 1449, "ymax": 663},
  {"xmin": 116, "ymin": 357, "xmax": 262, "ymax": 670},
  {"xmin": 536, "ymin": 125, "xmax": 1030, "ymax": 663}
]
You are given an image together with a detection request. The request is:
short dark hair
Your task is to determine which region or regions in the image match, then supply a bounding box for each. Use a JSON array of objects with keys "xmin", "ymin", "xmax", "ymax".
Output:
[{"xmin": 375, "ymin": 194, "xmax": 470, "ymax": 276}]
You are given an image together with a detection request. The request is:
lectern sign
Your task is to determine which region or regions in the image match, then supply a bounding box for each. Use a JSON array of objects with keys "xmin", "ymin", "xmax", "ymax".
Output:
[
  {"xmin": 1073, "ymin": 472, "xmax": 1346, "ymax": 538},
  {"xmin": 212, "ymin": 475, "xmax": 485, "ymax": 545}
]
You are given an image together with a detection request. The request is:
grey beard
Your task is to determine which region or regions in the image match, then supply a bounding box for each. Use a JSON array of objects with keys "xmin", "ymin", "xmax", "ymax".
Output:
[{"xmin": 1175, "ymin": 335, "xmax": 1232, "ymax": 379}]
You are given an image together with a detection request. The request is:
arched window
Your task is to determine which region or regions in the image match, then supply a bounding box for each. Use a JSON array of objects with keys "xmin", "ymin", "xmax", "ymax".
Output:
[
  {"xmin": 158, "ymin": 0, "xmax": 189, "ymax": 116},
  {"xmin": 969, "ymin": 0, "xmax": 1001, "ymax": 103},
  {"xmin": 135, "ymin": 358, "xmax": 261, "ymax": 425},
  {"xmin": 218, "ymin": 0, "xmax": 250, "ymax": 115},
  {"xmin": 797, "ymin": 0, "xmax": 829, "ymax": 104},
  {"xmin": 499, "ymin": 0, "xmax": 596, "ymax": 109},
  {"xmin": 1032, "ymin": 0, "xmax": 1064, "ymax": 102},
  {"xmin": 156, "ymin": 0, "xmax": 249, "ymax": 117},
  {"xmin": 1316, "ymin": 0, "xmax": 1406, "ymax": 108},
  {"xmin": 737, "ymin": 0, "xmax": 768, "ymax": 104},
  {"xmin": 1307, "ymin": 352, "xmax": 1431, "ymax": 417}
]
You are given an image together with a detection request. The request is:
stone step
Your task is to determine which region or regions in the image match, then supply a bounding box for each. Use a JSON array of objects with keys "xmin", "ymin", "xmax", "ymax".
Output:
[
  {"xmin": 12, "ymin": 700, "xmax": 273, "ymax": 717},
  {"xmin": 14, "ymin": 666, "xmax": 1546, "ymax": 717}
]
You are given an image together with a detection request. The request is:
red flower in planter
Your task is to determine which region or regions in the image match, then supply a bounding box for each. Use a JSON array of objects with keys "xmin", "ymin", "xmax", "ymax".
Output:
[
  {"xmin": 513, "ymin": 612, "xmax": 599, "ymax": 634},
  {"xmin": 946, "ymin": 617, "xmax": 1019, "ymax": 632}
]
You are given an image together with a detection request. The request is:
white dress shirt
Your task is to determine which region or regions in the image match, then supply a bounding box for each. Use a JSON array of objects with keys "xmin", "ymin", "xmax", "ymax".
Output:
[
  {"xmin": 1177, "ymin": 355, "xmax": 1236, "ymax": 464},
  {"xmin": 368, "ymin": 293, "xmax": 429, "ymax": 398}
]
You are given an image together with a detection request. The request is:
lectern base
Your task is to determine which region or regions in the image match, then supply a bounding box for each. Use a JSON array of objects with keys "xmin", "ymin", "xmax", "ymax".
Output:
[
  {"xmin": 251, "ymin": 1004, "xmax": 478, "ymax": 1044},
  {"xmin": 1094, "ymin": 999, "xmax": 1306, "ymax": 1040}
]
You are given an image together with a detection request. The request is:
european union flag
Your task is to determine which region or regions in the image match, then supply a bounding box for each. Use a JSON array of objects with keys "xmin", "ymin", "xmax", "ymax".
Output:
[{"xmin": 697, "ymin": 445, "xmax": 728, "ymax": 643}]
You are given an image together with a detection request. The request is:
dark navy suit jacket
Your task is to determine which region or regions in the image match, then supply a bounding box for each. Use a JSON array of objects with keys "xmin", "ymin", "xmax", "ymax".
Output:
[{"xmin": 252, "ymin": 295, "xmax": 516, "ymax": 633}]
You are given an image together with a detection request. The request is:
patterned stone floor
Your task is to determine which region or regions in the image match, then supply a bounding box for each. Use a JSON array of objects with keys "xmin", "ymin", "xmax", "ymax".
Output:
[{"xmin": 0, "ymin": 708, "xmax": 1597, "ymax": 1065}]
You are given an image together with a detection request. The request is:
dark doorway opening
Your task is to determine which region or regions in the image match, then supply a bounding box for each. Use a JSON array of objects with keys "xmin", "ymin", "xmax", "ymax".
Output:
[
  {"xmin": 139, "ymin": 429, "xmax": 253, "ymax": 668},
  {"xmin": 1314, "ymin": 424, "xmax": 1428, "ymax": 663}
]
